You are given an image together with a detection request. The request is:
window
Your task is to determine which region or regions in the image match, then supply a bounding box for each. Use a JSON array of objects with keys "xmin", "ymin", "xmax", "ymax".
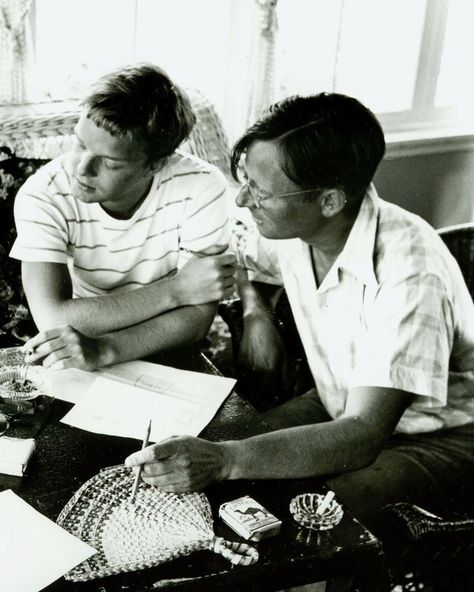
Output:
[
  {"xmin": 276, "ymin": 0, "xmax": 474, "ymax": 134},
  {"xmin": 28, "ymin": 0, "xmax": 474, "ymax": 139}
]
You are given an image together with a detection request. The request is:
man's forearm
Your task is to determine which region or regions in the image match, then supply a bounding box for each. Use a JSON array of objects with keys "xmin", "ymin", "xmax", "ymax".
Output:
[
  {"xmin": 238, "ymin": 279, "xmax": 282, "ymax": 320},
  {"xmin": 99, "ymin": 303, "xmax": 217, "ymax": 366},
  {"xmin": 222, "ymin": 417, "xmax": 383, "ymax": 480},
  {"xmin": 34, "ymin": 275, "xmax": 184, "ymax": 336}
]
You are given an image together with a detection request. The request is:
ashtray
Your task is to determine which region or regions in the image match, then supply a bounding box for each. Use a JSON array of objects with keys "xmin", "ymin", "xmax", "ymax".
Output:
[
  {"xmin": 289, "ymin": 492, "xmax": 343, "ymax": 531},
  {"xmin": 0, "ymin": 365, "xmax": 47, "ymax": 401}
]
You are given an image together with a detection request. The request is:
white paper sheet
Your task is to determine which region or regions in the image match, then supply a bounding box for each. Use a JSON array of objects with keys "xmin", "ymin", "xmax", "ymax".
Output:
[
  {"xmin": 52, "ymin": 360, "xmax": 236, "ymax": 441},
  {"xmin": 0, "ymin": 489, "xmax": 96, "ymax": 592}
]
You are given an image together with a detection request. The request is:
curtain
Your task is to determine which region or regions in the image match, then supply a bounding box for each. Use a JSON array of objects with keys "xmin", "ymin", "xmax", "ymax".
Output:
[
  {"xmin": 0, "ymin": 0, "xmax": 34, "ymax": 104},
  {"xmin": 245, "ymin": 0, "xmax": 279, "ymax": 126}
]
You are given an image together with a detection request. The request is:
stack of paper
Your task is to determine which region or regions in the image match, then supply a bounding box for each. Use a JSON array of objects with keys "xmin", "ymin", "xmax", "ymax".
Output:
[
  {"xmin": 0, "ymin": 490, "xmax": 96, "ymax": 592},
  {"xmin": 0, "ymin": 437, "xmax": 36, "ymax": 477},
  {"xmin": 45, "ymin": 359, "xmax": 236, "ymax": 442}
]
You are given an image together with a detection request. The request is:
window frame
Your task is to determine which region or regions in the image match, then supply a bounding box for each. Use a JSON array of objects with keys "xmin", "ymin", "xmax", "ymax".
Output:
[
  {"xmin": 26, "ymin": 0, "xmax": 471, "ymax": 142},
  {"xmin": 373, "ymin": 0, "xmax": 455, "ymax": 134}
]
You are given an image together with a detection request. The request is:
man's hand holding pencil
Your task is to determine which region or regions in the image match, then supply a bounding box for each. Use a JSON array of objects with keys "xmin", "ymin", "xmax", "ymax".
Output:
[
  {"xmin": 174, "ymin": 243, "xmax": 238, "ymax": 304},
  {"xmin": 125, "ymin": 434, "xmax": 232, "ymax": 493},
  {"xmin": 130, "ymin": 419, "xmax": 152, "ymax": 502}
]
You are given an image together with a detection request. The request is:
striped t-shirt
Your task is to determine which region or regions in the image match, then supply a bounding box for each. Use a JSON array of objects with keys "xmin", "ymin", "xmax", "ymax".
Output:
[
  {"xmin": 10, "ymin": 150, "xmax": 230, "ymax": 297},
  {"xmin": 238, "ymin": 185, "xmax": 474, "ymax": 434}
]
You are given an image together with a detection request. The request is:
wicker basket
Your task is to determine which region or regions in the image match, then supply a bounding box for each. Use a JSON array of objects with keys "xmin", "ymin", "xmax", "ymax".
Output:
[{"xmin": 57, "ymin": 464, "xmax": 258, "ymax": 581}]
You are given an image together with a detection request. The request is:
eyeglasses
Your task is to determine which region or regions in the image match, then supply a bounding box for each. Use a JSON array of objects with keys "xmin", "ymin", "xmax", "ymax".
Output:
[{"xmin": 237, "ymin": 182, "xmax": 320, "ymax": 208}]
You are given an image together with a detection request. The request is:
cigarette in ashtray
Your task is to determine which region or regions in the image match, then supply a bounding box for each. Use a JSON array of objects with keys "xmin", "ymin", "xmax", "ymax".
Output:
[{"xmin": 315, "ymin": 490, "xmax": 335, "ymax": 516}]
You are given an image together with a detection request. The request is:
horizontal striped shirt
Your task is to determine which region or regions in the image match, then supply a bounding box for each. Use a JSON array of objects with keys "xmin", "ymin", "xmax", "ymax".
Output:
[
  {"xmin": 238, "ymin": 185, "xmax": 474, "ymax": 434},
  {"xmin": 11, "ymin": 151, "xmax": 230, "ymax": 297}
]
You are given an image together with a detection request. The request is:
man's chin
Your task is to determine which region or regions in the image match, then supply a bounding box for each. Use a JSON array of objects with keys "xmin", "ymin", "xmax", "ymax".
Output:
[
  {"xmin": 72, "ymin": 189, "xmax": 97, "ymax": 203},
  {"xmin": 257, "ymin": 228, "xmax": 281, "ymax": 240},
  {"xmin": 255, "ymin": 223, "xmax": 296, "ymax": 241},
  {"xmin": 72, "ymin": 181, "xmax": 98, "ymax": 202}
]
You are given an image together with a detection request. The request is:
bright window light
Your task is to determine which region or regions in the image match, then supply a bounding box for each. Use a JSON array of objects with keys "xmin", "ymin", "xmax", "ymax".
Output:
[
  {"xmin": 333, "ymin": 0, "xmax": 427, "ymax": 113},
  {"xmin": 435, "ymin": 0, "xmax": 474, "ymax": 110},
  {"xmin": 31, "ymin": 0, "xmax": 474, "ymax": 137}
]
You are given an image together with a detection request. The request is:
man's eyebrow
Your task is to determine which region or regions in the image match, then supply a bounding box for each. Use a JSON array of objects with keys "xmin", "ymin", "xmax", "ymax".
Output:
[{"xmin": 73, "ymin": 127, "xmax": 139, "ymax": 162}]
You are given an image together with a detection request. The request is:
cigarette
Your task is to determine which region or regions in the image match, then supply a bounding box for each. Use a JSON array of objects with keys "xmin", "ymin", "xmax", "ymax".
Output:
[{"xmin": 316, "ymin": 490, "xmax": 335, "ymax": 516}]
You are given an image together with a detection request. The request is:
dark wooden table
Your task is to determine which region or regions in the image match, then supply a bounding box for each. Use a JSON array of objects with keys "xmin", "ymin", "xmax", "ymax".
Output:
[{"xmin": 0, "ymin": 347, "xmax": 385, "ymax": 592}]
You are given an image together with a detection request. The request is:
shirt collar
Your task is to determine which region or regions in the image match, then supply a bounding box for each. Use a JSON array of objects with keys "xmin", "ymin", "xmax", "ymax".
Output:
[{"xmin": 319, "ymin": 184, "xmax": 380, "ymax": 292}]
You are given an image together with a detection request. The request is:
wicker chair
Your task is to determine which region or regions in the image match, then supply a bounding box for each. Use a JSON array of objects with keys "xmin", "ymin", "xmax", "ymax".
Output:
[
  {"xmin": 0, "ymin": 88, "xmax": 231, "ymax": 177},
  {"xmin": 438, "ymin": 222, "xmax": 474, "ymax": 300},
  {"xmin": 379, "ymin": 222, "xmax": 474, "ymax": 592}
]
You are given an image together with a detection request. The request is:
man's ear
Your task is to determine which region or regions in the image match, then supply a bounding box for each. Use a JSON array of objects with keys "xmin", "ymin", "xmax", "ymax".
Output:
[
  {"xmin": 320, "ymin": 189, "xmax": 347, "ymax": 218},
  {"xmin": 147, "ymin": 156, "xmax": 168, "ymax": 175}
]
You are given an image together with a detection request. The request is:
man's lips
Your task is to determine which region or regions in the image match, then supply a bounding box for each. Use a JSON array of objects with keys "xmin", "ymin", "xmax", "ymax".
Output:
[{"xmin": 74, "ymin": 177, "xmax": 95, "ymax": 191}]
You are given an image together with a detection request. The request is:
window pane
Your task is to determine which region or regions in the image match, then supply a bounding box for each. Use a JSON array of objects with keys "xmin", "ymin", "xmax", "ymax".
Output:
[
  {"xmin": 276, "ymin": 0, "xmax": 344, "ymax": 99},
  {"xmin": 34, "ymin": 0, "xmax": 135, "ymax": 100},
  {"xmin": 33, "ymin": 0, "xmax": 244, "ymax": 135},
  {"xmin": 435, "ymin": 0, "xmax": 474, "ymax": 110},
  {"xmin": 335, "ymin": 0, "xmax": 426, "ymax": 113},
  {"xmin": 134, "ymin": 0, "xmax": 236, "ymax": 111}
]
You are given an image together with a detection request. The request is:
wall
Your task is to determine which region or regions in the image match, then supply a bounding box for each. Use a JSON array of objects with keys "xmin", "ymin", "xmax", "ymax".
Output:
[{"xmin": 374, "ymin": 147, "xmax": 474, "ymax": 229}]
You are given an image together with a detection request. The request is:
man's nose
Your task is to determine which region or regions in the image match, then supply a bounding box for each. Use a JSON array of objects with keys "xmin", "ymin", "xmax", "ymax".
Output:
[
  {"xmin": 235, "ymin": 185, "xmax": 254, "ymax": 209},
  {"xmin": 75, "ymin": 153, "xmax": 96, "ymax": 177}
]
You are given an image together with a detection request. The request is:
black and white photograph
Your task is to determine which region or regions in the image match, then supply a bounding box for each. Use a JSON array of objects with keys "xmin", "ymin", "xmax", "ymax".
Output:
[{"xmin": 0, "ymin": 1, "xmax": 473, "ymax": 591}]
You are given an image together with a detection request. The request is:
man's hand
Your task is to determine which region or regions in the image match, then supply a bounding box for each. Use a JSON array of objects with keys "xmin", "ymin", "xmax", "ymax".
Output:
[
  {"xmin": 238, "ymin": 314, "xmax": 291, "ymax": 407},
  {"xmin": 23, "ymin": 325, "xmax": 111, "ymax": 371},
  {"xmin": 175, "ymin": 244, "xmax": 236, "ymax": 305},
  {"xmin": 124, "ymin": 435, "xmax": 232, "ymax": 492}
]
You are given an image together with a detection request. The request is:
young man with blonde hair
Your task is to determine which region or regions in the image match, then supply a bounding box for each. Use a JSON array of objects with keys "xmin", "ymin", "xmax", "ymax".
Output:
[{"xmin": 12, "ymin": 64, "xmax": 235, "ymax": 370}]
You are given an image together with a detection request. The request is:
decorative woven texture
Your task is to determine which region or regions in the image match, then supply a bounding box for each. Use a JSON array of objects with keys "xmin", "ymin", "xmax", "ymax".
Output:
[
  {"xmin": 245, "ymin": 0, "xmax": 278, "ymax": 126},
  {"xmin": 378, "ymin": 503, "xmax": 474, "ymax": 592},
  {"xmin": 438, "ymin": 222, "xmax": 474, "ymax": 301},
  {"xmin": 57, "ymin": 465, "xmax": 258, "ymax": 582},
  {"xmin": 0, "ymin": 110, "xmax": 78, "ymax": 158},
  {"xmin": 0, "ymin": 0, "xmax": 34, "ymax": 103},
  {"xmin": 182, "ymin": 88, "xmax": 231, "ymax": 177},
  {"xmin": 0, "ymin": 88, "xmax": 231, "ymax": 174},
  {"xmin": 0, "ymin": 346, "xmax": 26, "ymax": 369}
]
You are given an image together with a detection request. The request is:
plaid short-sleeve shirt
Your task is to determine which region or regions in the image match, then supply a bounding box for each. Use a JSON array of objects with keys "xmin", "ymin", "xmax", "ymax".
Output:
[{"xmin": 239, "ymin": 185, "xmax": 474, "ymax": 434}]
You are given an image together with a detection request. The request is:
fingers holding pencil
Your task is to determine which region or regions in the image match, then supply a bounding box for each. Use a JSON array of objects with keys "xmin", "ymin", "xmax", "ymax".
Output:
[{"xmin": 130, "ymin": 419, "xmax": 152, "ymax": 503}]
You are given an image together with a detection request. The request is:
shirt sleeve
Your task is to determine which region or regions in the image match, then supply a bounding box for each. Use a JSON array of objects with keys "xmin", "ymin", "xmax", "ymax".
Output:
[
  {"xmin": 10, "ymin": 177, "xmax": 69, "ymax": 264},
  {"xmin": 350, "ymin": 272, "xmax": 453, "ymax": 405},
  {"xmin": 177, "ymin": 167, "xmax": 231, "ymax": 269}
]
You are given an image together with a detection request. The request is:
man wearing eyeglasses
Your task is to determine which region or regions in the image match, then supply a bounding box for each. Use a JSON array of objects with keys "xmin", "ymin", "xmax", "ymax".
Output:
[{"xmin": 126, "ymin": 92, "xmax": 474, "ymax": 531}]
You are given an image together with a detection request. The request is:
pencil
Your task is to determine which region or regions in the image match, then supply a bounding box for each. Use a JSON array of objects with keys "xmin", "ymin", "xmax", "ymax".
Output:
[
  {"xmin": 179, "ymin": 247, "xmax": 249, "ymax": 270},
  {"xmin": 130, "ymin": 419, "xmax": 152, "ymax": 503},
  {"xmin": 179, "ymin": 246, "xmax": 208, "ymax": 258}
]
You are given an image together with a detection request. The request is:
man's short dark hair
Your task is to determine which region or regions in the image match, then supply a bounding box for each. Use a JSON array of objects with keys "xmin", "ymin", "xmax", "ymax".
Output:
[
  {"xmin": 231, "ymin": 92, "xmax": 385, "ymax": 202},
  {"xmin": 82, "ymin": 63, "xmax": 196, "ymax": 164}
]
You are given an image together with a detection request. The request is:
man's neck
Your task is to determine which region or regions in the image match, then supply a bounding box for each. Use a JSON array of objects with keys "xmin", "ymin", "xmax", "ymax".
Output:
[
  {"xmin": 102, "ymin": 179, "xmax": 154, "ymax": 220},
  {"xmin": 305, "ymin": 211, "xmax": 358, "ymax": 287},
  {"xmin": 306, "ymin": 212, "xmax": 355, "ymax": 259}
]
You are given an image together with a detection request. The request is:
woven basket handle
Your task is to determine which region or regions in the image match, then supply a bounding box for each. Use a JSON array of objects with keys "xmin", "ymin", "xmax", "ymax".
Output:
[{"xmin": 210, "ymin": 536, "xmax": 259, "ymax": 566}]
